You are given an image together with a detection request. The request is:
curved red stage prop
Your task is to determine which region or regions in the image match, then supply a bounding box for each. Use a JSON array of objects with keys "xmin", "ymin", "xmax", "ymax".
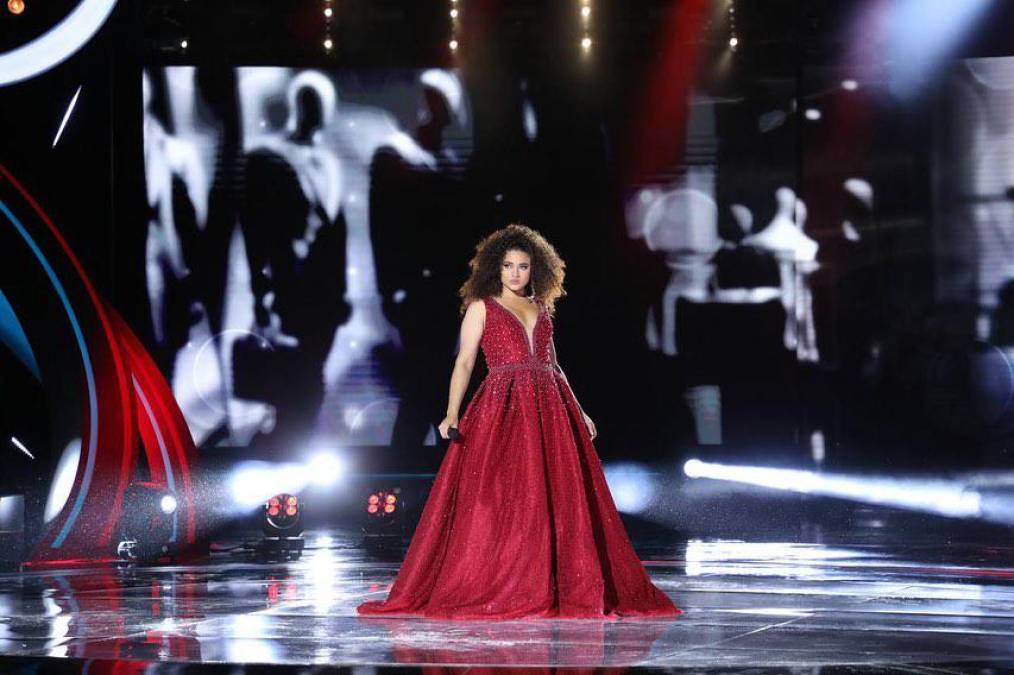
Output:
[{"xmin": 0, "ymin": 164, "xmax": 199, "ymax": 566}]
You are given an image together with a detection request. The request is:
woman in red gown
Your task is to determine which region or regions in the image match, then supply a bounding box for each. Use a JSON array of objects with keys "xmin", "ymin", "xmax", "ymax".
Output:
[{"xmin": 357, "ymin": 224, "xmax": 680, "ymax": 620}]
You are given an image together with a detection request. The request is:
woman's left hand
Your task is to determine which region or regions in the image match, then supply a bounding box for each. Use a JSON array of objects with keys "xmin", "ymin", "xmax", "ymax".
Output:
[{"xmin": 582, "ymin": 412, "xmax": 597, "ymax": 440}]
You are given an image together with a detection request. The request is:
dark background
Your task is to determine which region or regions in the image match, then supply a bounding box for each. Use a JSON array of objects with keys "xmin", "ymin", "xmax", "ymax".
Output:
[{"xmin": 4, "ymin": 0, "xmax": 1014, "ymax": 485}]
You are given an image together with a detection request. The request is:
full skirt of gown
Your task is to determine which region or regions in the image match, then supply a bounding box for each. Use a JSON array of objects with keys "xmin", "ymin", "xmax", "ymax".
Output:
[{"xmin": 357, "ymin": 296, "xmax": 680, "ymax": 620}]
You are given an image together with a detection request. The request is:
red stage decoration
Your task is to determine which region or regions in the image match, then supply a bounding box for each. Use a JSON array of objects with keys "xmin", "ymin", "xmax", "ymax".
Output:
[{"xmin": 0, "ymin": 164, "xmax": 199, "ymax": 566}]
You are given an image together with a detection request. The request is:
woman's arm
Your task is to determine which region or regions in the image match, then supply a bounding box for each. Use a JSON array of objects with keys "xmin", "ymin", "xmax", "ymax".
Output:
[
  {"xmin": 439, "ymin": 300, "xmax": 485, "ymax": 437},
  {"xmin": 550, "ymin": 336, "xmax": 597, "ymax": 439}
]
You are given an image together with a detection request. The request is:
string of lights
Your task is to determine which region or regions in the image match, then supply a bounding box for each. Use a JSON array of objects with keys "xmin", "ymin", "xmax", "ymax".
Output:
[
  {"xmin": 449, "ymin": 0, "xmax": 459, "ymax": 53},
  {"xmin": 324, "ymin": 0, "xmax": 334, "ymax": 52},
  {"xmin": 728, "ymin": 0, "xmax": 738, "ymax": 50},
  {"xmin": 580, "ymin": 0, "xmax": 592, "ymax": 53}
]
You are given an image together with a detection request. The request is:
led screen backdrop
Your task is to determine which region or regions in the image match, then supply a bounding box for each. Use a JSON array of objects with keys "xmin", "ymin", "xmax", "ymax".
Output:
[
  {"xmin": 138, "ymin": 57, "xmax": 1014, "ymax": 469},
  {"xmin": 141, "ymin": 67, "xmax": 474, "ymax": 453}
]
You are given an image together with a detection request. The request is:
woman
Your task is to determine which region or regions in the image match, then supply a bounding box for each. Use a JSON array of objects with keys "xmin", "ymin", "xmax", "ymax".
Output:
[{"xmin": 357, "ymin": 224, "xmax": 680, "ymax": 619}]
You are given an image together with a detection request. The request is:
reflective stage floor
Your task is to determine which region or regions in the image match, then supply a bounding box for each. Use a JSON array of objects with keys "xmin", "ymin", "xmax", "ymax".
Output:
[{"xmin": 1, "ymin": 492, "xmax": 1013, "ymax": 673}]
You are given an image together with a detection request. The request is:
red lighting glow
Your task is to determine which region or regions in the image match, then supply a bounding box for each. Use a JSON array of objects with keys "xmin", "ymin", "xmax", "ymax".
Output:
[{"xmin": 366, "ymin": 489, "xmax": 401, "ymax": 517}]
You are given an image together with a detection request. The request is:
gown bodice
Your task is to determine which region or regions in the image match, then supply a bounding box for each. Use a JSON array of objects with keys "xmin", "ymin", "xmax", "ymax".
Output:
[{"xmin": 479, "ymin": 296, "xmax": 554, "ymax": 373}]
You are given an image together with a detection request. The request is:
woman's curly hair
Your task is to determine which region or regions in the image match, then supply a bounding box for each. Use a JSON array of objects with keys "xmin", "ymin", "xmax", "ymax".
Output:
[{"xmin": 458, "ymin": 224, "xmax": 566, "ymax": 316}]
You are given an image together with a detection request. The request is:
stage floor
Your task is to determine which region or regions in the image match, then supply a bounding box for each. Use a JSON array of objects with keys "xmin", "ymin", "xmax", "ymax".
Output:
[{"xmin": 1, "ymin": 514, "xmax": 1013, "ymax": 672}]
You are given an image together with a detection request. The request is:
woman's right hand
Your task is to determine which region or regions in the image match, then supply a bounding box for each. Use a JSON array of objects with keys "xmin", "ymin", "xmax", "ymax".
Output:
[{"xmin": 438, "ymin": 415, "xmax": 459, "ymax": 440}]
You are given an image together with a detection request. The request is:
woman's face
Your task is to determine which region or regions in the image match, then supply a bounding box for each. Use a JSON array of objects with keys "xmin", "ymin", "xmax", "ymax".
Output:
[{"xmin": 500, "ymin": 249, "xmax": 532, "ymax": 295}]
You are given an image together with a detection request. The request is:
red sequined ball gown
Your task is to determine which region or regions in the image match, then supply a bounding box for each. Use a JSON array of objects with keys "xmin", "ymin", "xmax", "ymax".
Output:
[{"xmin": 357, "ymin": 296, "xmax": 681, "ymax": 619}]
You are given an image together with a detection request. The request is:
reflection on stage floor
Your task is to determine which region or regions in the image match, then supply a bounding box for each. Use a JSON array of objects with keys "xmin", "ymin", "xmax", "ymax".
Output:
[{"xmin": 1, "ymin": 504, "xmax": 1013, "ymax": 672}]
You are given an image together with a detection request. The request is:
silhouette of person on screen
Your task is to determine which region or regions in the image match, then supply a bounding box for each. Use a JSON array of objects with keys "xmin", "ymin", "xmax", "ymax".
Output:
[
  {"xmin": 238, "ymin": 71, "xmax": 350, "ymax": 449},
  {"xmin": 142, "ymin": 70, "xmax": 205, "ymax": 380},
  {"xmin": 369, "ymin": 70, "xmax": 470, "ymax": 456}
]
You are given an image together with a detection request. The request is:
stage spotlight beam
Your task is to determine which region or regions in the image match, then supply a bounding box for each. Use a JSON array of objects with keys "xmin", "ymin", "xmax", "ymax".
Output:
[
  {"xmin": 878, "ymin": 0, "xmax": 993, "ymax": 100},
  {"xmin": 683, "ymin": 459, "xmax": 984, "ymax": 520},
  {"xmin": 308, "ymin": 452, "xmax": 345, "ymax": 487}
]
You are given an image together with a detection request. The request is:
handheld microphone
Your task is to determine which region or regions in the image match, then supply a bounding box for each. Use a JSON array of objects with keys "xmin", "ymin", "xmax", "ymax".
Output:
[{"xmin": 448, "ymin": 427, "xmax": 462, "ymax": 441}]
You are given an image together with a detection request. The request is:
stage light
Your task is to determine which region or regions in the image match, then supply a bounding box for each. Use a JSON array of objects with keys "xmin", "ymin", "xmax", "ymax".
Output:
[
  {"xmin": 729, "ymin": 36, "xmax": 739, "ymax": 48},
  {"xmin": 683, "ymin": 458, "xmax": 704, "ymax": 478},
  {"xmin": 603, "ymin": 462, "xmax": 657, "ymax": 514},
  {"xmin": 841, "ymin": 79, "xmax": 859, "ymax": 91},
  {"xmin": 804, "ymin": 108, "xmax": 822, "ymax": 121},
  {"xmin": 448, "ymin": 0, "xmax": 460, "ymax": 52},
  {"xmin": 263, "ymin": 493, "xmax": 303, "ymax": 535},
  {"xmin": 323, "ymin": 38, "xmax": 333, "ymax": 50},
  {"xmin": 308, "ymin": 452, "xmax": 345, "ymax": 487},
  {"xmin": 7, "ymin": 0, "xmax": 25, "ymax": 15},
  {"xmin": 180, "ymin": 39, "xmax": 188, "ymax": 49},
  {"xmin": 363, "ymin": 489, "xmax": 405, "ymax": 535},
  {"xmin": 159, "ymin": 494, "xmax": 178, "ymax": 515},
  {"xmin": 581, "ymin": 36, "xmax": 592, "ymax": 50},
  {"xmin": 879, "ymin": 0, "xmax": 992, "ymax": 99},
  {"xmin": 117, "ymin": 483, "xmax": 179, "ymax": 561},
  {"xmin": 229, "ymin": 454, "xmax": 348, "ymax": 513},
  {"xmin": 581, "ymin": 6, "xmax": 591, "ymax": 18},
  {"xmin": 682, "ymin": 459, "xmax": 984, "ymax": 520},
  {"xmin": 258, "ymin": 492, "xmax": 305, "ymax": 559},
  {"xmin": 323, "ymin": 7, "xmax": 332, "ymax": 17},
  {"xmin": 229, "ymin": 461, "xmax": 306, "ymax": 509}
]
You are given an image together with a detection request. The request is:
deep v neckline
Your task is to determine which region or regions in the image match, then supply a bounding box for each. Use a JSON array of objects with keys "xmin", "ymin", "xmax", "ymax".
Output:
[{"xmin": 492, "ymin": 297, "xmax": 539, "ymax": 356}]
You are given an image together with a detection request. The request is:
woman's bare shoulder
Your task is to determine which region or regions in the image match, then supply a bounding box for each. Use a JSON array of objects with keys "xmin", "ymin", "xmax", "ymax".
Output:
[{"xmin": 464, "ymin": 298, "xmax": 487, "ymax": 322}]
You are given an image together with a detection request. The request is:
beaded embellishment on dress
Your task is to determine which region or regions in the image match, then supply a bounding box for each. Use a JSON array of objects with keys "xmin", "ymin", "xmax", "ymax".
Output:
[{"xmin": 356, "ymin": 296, "xmax": 681, "ymax": 619}]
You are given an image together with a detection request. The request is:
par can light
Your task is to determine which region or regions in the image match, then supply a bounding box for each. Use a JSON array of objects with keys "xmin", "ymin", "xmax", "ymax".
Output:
[{"xmin": 263, "ymin": 493, "xmax": 303, "ymax": 536}]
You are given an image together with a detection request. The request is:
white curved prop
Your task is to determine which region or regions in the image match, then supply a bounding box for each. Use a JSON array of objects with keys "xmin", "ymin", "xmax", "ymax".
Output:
[{"xmin": 0, "ymin": 0, "xmax": 118, "ymax": 87}]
